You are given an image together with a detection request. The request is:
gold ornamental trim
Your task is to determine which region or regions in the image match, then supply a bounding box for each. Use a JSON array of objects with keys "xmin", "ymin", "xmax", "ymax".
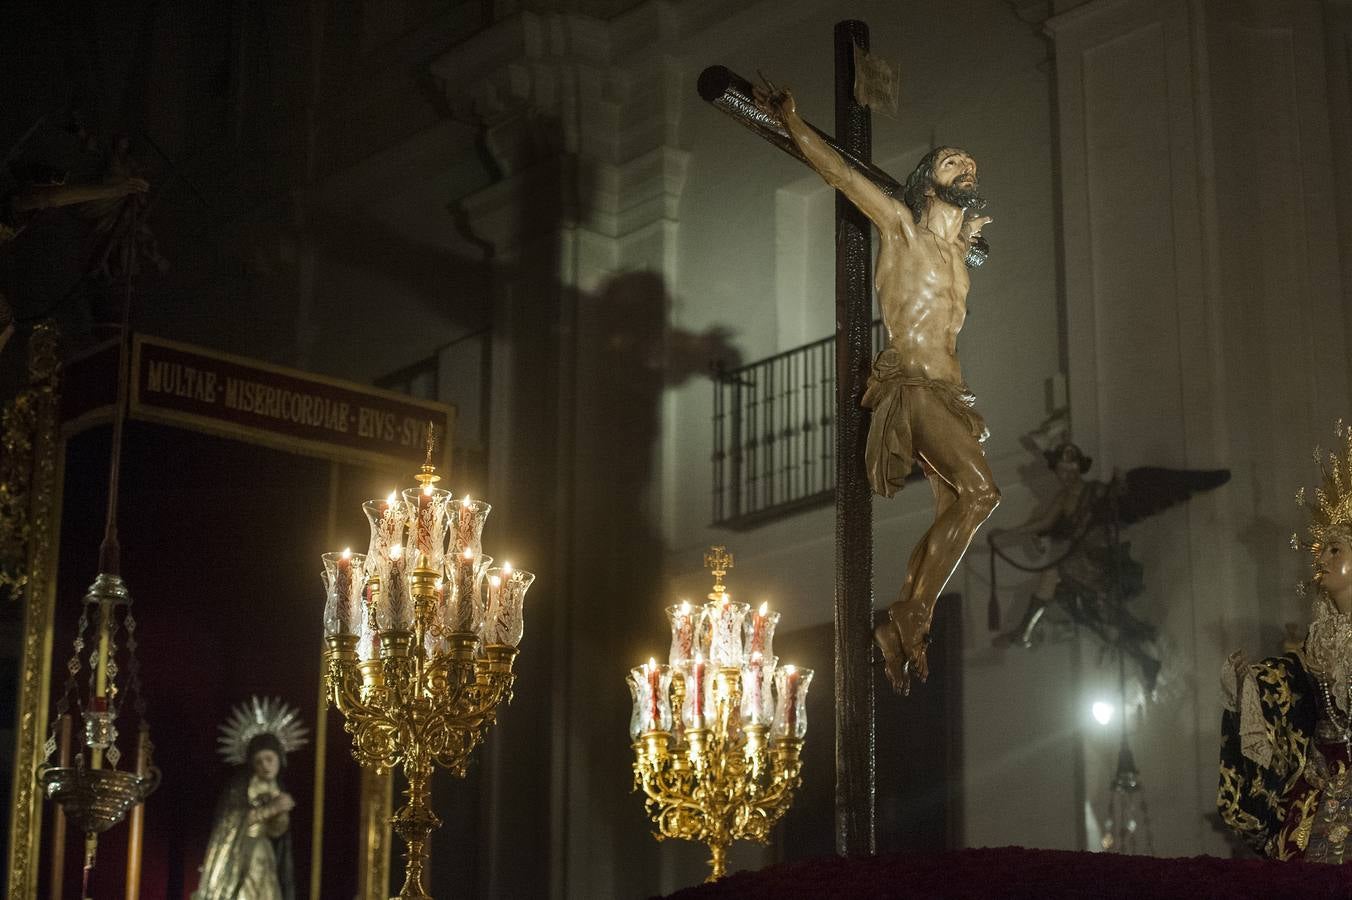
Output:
[
  {"xmin": 6, "ymin": 328, "xmax": 429, "ymax": 896},
  {"xmin": 4, "ymin": 322, "xmax": 63, "ymax": 900}
]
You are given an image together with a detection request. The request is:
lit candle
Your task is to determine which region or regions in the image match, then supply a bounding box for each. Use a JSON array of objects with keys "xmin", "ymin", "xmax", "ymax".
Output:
[
  {"xmin": 336, "ymin": 548, "xmax": 353, "ymax": 634},
  {"xmin": 707, "ymin": 596, "xmax": 749, "ymax": 667},
  {"xmin": 670, "ymin": 601, "xmax": 694, "ymax": 665},
  {"xmin": 458, "ymin": 547, "xmax": 476, "ymax": 603},
  {"xmin": 415, "ymin": 484, "xmax": 434, "ymax": 561},
  {"xmin": 457, "ymin": 495, "xmax": 475, "ymax": 549},
  {"xmin": 784, "ymin": 665, "xmax": 800, "ymax": 733},
  {"xmin": 692, "ymin": 652, "xmax": 705, "ymax": 721},
  {"xmin": 750, "ymin": 602, "xmax": 768, "ymax": 654},
  {"xmin": 486, "ymin": 573, "xmax": 503, "ymax": 642},
  {"xmin": 646, "ymin": 658, "xmax": 661, "ymax": 730},
  {"xmin": 746, "ymin": 652, "xmax": 764, "ymax": 722},
  {"xmin": 386, "ymin": 544, "xmax": 408, "ymax": 629}
]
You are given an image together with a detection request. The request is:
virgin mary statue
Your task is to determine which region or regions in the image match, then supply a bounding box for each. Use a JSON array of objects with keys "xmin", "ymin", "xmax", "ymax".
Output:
[{"xmin": 194, "ymin": 697, "xmax": 309, "ymax": 900}]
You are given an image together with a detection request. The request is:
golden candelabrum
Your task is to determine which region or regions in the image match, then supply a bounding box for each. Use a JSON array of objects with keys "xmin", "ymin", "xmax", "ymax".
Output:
[
  {"xmin": 323, "ymin": 437, "xmax": 534, "ymax": 899},
  {"xmin": 630, "ymin": 546, "xmax": 811, "ymax": 882}
]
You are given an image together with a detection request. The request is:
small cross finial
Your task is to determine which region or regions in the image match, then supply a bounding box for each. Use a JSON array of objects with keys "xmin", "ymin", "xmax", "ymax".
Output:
[
  {"xmin": 414, "ymin": 421, "xmax": 442, "ymax": 486},
  {"xmin": 704, "ymin": 545, "xmax": 733, "ymax": 599}
]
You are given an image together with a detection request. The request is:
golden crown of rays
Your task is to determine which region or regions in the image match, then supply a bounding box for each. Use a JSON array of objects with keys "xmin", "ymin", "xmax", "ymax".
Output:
[
  {"xmin": 1294, "ymin": 421, "xmax": 1352, "ymax": 567},
  {"xmin": 216, "ymin": 695, "xmax": 309, "ymax": 765}
]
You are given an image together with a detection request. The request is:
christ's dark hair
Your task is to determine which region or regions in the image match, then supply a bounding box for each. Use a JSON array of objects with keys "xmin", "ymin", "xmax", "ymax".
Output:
[{"xmin": 902, "ymin": 146, "xmax": 960, "ymax": 224}]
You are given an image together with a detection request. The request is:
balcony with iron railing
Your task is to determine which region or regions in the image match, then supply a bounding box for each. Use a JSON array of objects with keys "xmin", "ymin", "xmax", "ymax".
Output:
[{"xmin": 711, "ymin": 319, "xmax": 890, "ymax": 530}]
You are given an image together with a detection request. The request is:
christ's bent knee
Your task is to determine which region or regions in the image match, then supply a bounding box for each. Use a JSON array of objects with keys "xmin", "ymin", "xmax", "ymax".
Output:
[{"xmin": 962, "ymin": 485, "xmax": 1000, "ymax": 521}]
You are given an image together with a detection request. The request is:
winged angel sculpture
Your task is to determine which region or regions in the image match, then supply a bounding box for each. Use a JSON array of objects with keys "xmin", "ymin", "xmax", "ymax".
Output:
[{"xmin": 987, "ymin": 441, "xmax": 1229, "ymax": 692}]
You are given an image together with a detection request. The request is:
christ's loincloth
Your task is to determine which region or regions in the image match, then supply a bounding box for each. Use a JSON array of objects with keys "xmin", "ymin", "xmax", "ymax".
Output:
[{"xmin": 861, "ymin": 348, "xmax": 989, "ymax": 498}]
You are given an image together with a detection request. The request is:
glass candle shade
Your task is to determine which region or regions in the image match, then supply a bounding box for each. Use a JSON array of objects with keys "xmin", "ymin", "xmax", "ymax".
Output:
[
  {"xmin": 679, "ymin": 655, "xmax": 714, "ymax": 730},
  {"xmin": 740, "ymin": 653, "xmax": 777, "ymax": 727},
  {"xmin": 744, "ymin": 603, "xmax": 780, "ymax": 661},
  {"xmin": 424, "ymin": 576, "xmax": 451, "ymax": 651},
  {"xmin": 472, "ymin": 555, "xmax": 494, "ymax": 638},
  {"xmin": 628, "ymin": 678, "xmax": 644, "ymax": 741},
  {"xmin": 704, "ymin": 597, "xmax": 750, "ymax": 668},
  {"xmin": 771, "ymin": 665, "xmax": 813, "ymax": 740},
  {"xmin": 628, "ymin": 662, "xmax": 673, "ymax": 734},
  {"xmin": 362, "ymin": 496, "xmax": 406, "ymax": 574},
  {"xmin": 482, "ymin": 565, "xmax": 534, "ymax": 647},
  {"xmin": 320, "ymin": 571, "xmax": 336, "ymax": 637},
  {"xmin": 373, "ymin": 544, "xmax": 414, "ymax": 633},
  {"xmin": 402, "ymin": 486, "xmax": 453, "ymax": 570},
  {"xmin": 441, "ymin": 547, "xmax": 486, "ymax": 634},
  {"xmin": 356, "ymin": 597, "xmax": 377, "ymax": 661},
  {"xmin": 666, "ymin": 602, "xmax": 701, "ymax": 667},
  {"xmin": 449, "ymin": 497, "xmax": 492, "ymax": 561},
  {"xmin": 322, "ymin": 550, "xmax": 366, "ymax": 636}
]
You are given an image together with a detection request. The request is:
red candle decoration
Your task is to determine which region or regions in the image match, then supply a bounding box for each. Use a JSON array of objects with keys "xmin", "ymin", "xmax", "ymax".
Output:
[
  {"xmin": 415, "ymin": 486, "xmax": 434, "ymax": 560},
  {"xmin": 746, "ymin": 653, "xmax": 764, "ymax": 722},
  {"xmin": 750, "ymin": 602, "xmax": 767, "ymax": 654},
  {"xmin": 784, "ymin": 666, "xmax": 800, "ymax": 733},
  {"xmin": 646, "ymin": 659, "xmax": 661, "ymax": 729},
  {"xmin": 692, "ymin": 654, "xmax": 705, "ymax": 720},
  {"xmin": 386, "ymin": 544, "xmax": 408, "ymax": 628},
  {"xmin": 335, "ymin": 548, "xmax": 353, "ymax": 633},
  {"xmin": 458, "ymin": 496, "xmax": 475, "ymax": 547}
]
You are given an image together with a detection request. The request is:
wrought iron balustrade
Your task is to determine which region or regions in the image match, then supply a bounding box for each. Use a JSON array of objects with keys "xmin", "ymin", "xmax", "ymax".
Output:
[{"xmin": 712, "ymin": 319, "xmax": 886, "ymax": 529}]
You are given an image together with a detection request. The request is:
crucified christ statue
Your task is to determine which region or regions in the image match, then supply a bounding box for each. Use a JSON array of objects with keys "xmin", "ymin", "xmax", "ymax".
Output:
[{"xmin": 756, "ymin": 85, "xmax": 1000, "ymax": 695}]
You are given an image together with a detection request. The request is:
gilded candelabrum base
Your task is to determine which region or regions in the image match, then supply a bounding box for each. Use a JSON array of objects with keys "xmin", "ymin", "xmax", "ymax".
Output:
[
  {"xmin": 632, "ymin": 672, "xmax": 805, "ymax": 882},
  {"xmin": 325, "ymin": 630, "xmax": 517, "ymax": 899}
]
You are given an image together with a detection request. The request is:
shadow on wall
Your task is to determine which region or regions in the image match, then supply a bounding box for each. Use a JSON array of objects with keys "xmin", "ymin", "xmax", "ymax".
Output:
[{"xmin": 564, "ymin": 267, "xmax": 743, "ymax": 893}]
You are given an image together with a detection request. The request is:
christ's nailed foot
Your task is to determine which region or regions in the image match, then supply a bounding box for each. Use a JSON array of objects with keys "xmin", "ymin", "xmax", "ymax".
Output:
[{"xmin": 874, "ymin": 620, "xmax": 923, "ymax": 696}]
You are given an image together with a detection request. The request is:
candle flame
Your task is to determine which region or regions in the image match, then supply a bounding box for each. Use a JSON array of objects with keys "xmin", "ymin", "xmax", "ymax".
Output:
[
  {"xmin": 390, "ymin": 544, "xmax": 404, "ymax": 560},
  {"xmin": 721, "ymin": 593, "xmax": 730, "ymax": 605},
  {"xmin": 342, "ymin": 547, "xmax": 352, "ymax": 559},
  {"xmin": 462, "ymin": 495, "xmax": 473, "ymax": 507},
  {"xmin": 434, "ymin": 577, "xmax": 445, "ymax": 590},
  {"xmin": 489, "ymin": 575, "xmax": 502, "ymax": 588},
  {"xmin": 463, "ymin": 548, "xmax": 475, "ymax": 560},
  {"xmin": 751, "ymin": 651, "xmax": 762, "ymax": 663},
  {"xmin": 648, "ymin": 657, "xmax": 657, "ymax": 670},
  {"xmin": 502, "ymin": 561, "xmax": 513, "ymax": 574},
  {"xmin": 679, "ymin": 600, "xmax": 690, "ymax": 614},
  {"xmin": 758, "ymin": 601, "xmax": 768, "ymax": 616},
  {"xmin": 694, "ymin": 651, "xmax": 703, "ymax": 664},
  {"xmin": 423, "ymin": 483, "xmax": 434, "ymax": 496},
  {"xmin": 784, "ymin": 664, "xmax": 796, "ymax": 674},
  {"xmin": 386, "ymin": 491, "xmax": 397, "ymax": 506}
]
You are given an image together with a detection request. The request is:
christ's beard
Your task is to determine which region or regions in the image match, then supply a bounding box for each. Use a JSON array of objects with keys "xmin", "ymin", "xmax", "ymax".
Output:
[{"xmin": 934, "ymin": 180, "xmax": 985, "ymax": 213}]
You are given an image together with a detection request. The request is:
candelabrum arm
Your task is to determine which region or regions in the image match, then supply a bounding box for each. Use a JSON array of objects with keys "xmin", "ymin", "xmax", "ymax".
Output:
[
  {"xmin": 636, "ymin": 765, "xmax": 709, "ymax": 841},
  {"xmin": 326, "ymin": 658, "xmax": 366, "ymax": 718}
]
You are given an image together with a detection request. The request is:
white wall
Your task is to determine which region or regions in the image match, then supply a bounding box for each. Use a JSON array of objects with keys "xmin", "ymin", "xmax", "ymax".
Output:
[{"xmin": 1049, "ymin": 0, "xmax": 1352, "ymax": 857}]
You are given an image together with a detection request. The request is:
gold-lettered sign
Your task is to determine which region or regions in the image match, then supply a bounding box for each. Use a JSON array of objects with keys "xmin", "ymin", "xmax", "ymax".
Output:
[{"xmin": 129, "ymin": 335, "xmax": 454, "ymax": 470}]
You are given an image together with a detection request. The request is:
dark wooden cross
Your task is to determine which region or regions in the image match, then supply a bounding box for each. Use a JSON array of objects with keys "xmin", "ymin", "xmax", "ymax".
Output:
[{"xmin": 699, "ymin": 20, "xmax": 885, "ymax": 856}]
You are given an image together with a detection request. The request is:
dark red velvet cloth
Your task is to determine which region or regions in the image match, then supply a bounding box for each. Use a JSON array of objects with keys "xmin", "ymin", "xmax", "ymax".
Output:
[{"xmin": 663, "ymin": 846, "xmax": 1352, "ymax": 899}]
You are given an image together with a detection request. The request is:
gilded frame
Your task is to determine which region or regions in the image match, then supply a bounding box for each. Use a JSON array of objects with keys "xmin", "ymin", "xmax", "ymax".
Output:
[{"xmin": 3, "ymin": 330, "xmax": 452, "ymax": 899}]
